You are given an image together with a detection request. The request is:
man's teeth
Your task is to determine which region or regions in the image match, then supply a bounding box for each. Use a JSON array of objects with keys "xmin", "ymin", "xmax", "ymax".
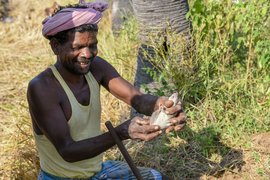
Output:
[{"xmin": 78, "ymin": 61, "xmax": 89, "ymax": 65}]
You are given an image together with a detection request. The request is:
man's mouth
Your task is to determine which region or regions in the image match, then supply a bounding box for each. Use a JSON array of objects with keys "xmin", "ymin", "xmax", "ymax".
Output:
[
  {"xmin": 77, "ymin": 57, "xmax": 95, "ymax": 65},
  {"xmin": 77, "ymin": 59, "xmax": 90, "ymax": 64},
  {"xmin": 75, "ymin": 60, "xmax": 90, "ymax": 70},
  {"xmin": 78, "ymin": 61, "xmax": 89, "ymax": 65},
  {"xmin": 76, "ymin": 58, "xmax": 92, "ymax": 67}
]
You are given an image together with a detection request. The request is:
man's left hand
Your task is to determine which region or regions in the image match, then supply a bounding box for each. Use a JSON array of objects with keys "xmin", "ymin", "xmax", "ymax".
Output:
[{"xmin": 157, "ymin": 96, "xmax": 187, "ymax": 133}]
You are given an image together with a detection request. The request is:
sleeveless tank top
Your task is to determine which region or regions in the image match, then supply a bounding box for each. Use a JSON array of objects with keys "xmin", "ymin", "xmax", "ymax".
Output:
[{"xmin": 34, "ymin": 65, "xmax": 102, "ymax": 178}]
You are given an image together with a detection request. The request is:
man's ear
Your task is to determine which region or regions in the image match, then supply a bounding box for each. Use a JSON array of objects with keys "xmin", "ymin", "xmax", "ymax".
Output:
[{"xmin": 49, "ymin": 39, "xmax": 60, "ymax": 55}]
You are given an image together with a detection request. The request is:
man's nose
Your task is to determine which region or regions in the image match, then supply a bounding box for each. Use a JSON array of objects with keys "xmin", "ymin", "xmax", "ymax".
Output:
[{"xmin": 80, "ymin": 47, "xmax": 97, "ymax": 59}]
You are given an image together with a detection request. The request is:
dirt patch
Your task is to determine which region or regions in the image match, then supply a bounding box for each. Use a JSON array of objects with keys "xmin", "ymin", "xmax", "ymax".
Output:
[
  {"xmin": 252, "ymin": 132, "xmax": 270, "ymax": 154},
  {"xmin": 217, "ymin": 132, "xmax": 270, "ymax": 179}
]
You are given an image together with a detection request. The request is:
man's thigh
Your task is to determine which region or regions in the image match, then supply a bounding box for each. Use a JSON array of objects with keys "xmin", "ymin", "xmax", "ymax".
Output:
[{"xmin": 91, "ymin": 160, "xmax": 162, "ymax": 180}]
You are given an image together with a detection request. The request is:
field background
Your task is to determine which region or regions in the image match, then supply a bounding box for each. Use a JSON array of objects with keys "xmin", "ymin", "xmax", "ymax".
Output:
[{"xmin": 0, "ymin": 0, "xmax": 270, "ymax": 179}]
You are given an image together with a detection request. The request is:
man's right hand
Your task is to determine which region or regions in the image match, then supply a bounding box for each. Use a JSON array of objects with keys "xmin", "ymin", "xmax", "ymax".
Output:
[
  {"xmin": 129, "ymin": 117, "xmax": 162, "ymax": 141},
  {"xmin": 117, "ymin": 117, "xmax": 162, "ymax": 141}
]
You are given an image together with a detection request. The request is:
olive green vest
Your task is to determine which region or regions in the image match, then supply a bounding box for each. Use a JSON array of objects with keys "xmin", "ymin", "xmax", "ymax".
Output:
[{"xmin": 34, "ymin": 65, "xmax": 102, "ymax": 178}]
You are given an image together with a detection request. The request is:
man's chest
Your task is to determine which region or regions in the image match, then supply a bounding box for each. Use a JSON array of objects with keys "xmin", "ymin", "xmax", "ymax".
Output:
[{"xmin": 58, "ymin": 83, "xmax": 91, "ymax": 121}]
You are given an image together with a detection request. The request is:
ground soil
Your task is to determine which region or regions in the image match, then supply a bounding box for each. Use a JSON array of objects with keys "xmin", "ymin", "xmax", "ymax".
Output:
[{"xmin": 203, "ymin": 132, "xmax": 270, "ymax": 179}]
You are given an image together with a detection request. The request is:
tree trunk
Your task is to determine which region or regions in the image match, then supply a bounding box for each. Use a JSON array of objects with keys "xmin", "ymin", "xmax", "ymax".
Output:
[
  {"xmin": 132, "ymin": 0, "xmax": 192, "ymax": 90},
  {"xmin": 133, "ymin": 0, "xmax": 191, "ymax": 43},
  {"xmin": 111, "ymin": 0, "xmax": 133, "ymax": 34},
  {"xmin": 131, "ymin": 0, "xmax": 192, "ymax": 117}
]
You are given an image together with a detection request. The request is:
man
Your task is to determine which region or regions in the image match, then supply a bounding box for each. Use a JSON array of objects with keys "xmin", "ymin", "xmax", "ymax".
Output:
[{"xmin": 27, "ymin": 0, "xmax": 186, "ymax": 179}]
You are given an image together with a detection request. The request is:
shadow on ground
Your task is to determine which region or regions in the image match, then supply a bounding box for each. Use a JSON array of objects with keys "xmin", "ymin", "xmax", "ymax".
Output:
[{"xmin": 124, "ymin": 125, "xmax": 245, "ymax": 179}]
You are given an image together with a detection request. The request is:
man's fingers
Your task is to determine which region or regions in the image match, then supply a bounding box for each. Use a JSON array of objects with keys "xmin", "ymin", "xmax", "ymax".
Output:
[
  {"xmin": 174, "ymin": 123, "xmax": 186, "ymax": 131},
  {"xmin": 165, "ymin": 126, "xmax": 174, "ymax": 134},
  {"xmin": 164, "ymin": 100, "xmax": 174, "ymax": 108},
  {"xmin": 168, "ymin": 113, "xmax": 187, "ymax": 124},
  {"xmin": 141, "ymin": 125, "xmax": 160, "ymax": 134},
  {"xmin": 165, "ymin": 104, "xmax": 183, "ymax": 115},
  {"xmin": 143, "ymin": 116, "xmax": 150, "ymax": 120},
  {"xmin": 133, "ymin": 120, "xmax": 160, "ymax": 134},
  {"xmin": 146, "ymin": 131, "xmax": 162, "ymax": 141},
  {"xmin": 165, "ymin": 122, "xmax": 186, "ymax": 133},
  {"xmin": 135, "ymin": 117, "xmax": 150, "ymax": 125},
  {"xmin": 166, "ymin": 112, "xmax": 187, "ymax": 133},
  {"xmin": 135, "ymin": 131, "xmax": 162, "ymax": 141}
]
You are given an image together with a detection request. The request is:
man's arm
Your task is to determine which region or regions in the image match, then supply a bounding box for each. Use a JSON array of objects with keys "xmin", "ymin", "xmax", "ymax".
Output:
[
  {"xmin": 90, "ymin": 57, "xmax": 160, "ymax": 115},
  {"xmin": 90, "ymin": 57, "xmax": 187, "ymax": 132},
  {"xmin": 27, "ymin": 75, "xmax": 160, "ymax": 162}
]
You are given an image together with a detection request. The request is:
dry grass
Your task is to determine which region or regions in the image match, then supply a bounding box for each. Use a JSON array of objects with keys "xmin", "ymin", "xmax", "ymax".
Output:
[{"xmin": 0, "ymin": 0, "xmax": 135, "ymax": 179}]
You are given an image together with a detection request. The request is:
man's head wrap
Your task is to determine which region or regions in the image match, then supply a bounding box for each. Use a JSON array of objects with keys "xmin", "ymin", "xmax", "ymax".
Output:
[{"xmin": 42, "ymin": 0, "xmax": 108, "ymax": 38}]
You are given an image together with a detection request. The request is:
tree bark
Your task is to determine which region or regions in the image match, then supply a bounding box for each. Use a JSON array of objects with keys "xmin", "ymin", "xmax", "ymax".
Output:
[
  {"xmin": 131, "ymin": 0, "xmax": 192, "ymax": 117},
  {"xmin": 132, "ymin": 0, "xmax": 192, "ymax": 90},
  {"xmin": 132, "ymin": 0, "xmax": 191, "ymax": 43}
]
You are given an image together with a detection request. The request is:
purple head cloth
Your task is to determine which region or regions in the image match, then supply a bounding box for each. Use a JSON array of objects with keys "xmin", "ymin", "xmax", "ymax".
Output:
[{"xmin": 42, "ymin": 0, "xmax": 108, "ymax": 38}]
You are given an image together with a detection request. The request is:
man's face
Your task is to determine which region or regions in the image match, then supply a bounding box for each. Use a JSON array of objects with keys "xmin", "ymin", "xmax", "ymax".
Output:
[{"xmin": 56, "ymin": 31, "xmax": 98, "ymax": 75}]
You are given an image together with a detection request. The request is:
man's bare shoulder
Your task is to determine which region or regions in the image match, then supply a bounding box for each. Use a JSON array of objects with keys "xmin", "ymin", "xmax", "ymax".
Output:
[
  {"xmin": 90, "ymin": 56, "xmax": 110, "ymax": 71},
  {"xmin": 28, "ymin": 68, "xmax": 54, "ymax": 89},
  {"xmin": 27, "ymin": 68, "xmax": 58, "ymax": 99},
  {"xmin": 90, "ymin": 56, "xmax": 120, "ymax": 84}
]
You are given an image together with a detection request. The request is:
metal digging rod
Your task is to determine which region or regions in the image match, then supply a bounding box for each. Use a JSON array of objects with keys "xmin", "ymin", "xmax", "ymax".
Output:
[{"xmin": 105, "ymin": 121, "xmax": 143, "ymax": 180}]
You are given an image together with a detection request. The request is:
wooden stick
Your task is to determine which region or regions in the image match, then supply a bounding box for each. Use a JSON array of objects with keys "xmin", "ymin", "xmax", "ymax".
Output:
[{"xmin": 105, "ymin": 121, "xmax": 143, "ymax": 180}]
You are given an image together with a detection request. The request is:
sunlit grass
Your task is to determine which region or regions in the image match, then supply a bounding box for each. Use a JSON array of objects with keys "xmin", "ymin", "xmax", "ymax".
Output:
[{"xmin": 0, "ymin": 0, "xmax": 138, "ymax": 178}]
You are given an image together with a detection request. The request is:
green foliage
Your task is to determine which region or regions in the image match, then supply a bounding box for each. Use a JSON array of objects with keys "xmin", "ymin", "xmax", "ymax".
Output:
[
  {"xmin": 185, "ymin": 0, "xmax": 270, "ymax": 98},
  {"xmin": 141, "ymin": 0, "xmax": 270, "ymax": 166}
]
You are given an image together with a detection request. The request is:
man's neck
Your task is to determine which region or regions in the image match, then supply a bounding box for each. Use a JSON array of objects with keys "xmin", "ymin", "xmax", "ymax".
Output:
[{"xmin": 54, "ymin": 63, "xmax": 85, "ymax": 85}]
